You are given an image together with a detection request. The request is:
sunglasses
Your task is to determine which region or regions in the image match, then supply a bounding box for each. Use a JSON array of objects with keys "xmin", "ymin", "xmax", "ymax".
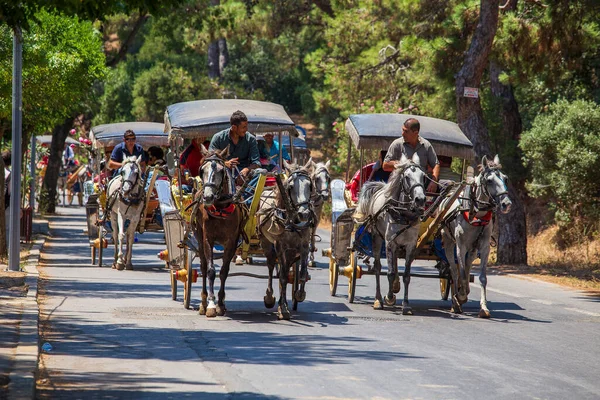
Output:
[{"xmin": 125, "ymin": 137, "xmax": 136, "ymax": 142}]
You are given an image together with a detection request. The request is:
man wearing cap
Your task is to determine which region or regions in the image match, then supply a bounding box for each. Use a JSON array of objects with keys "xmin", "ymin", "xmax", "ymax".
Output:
[
  {"xmin": 108, "ymin": 129, "xmax": 147, "ymax": 174},
  {"xmin": 209, "ymin": 110, "xmax": 263, "ymax": 183},
  {"xmin": 382, "ymin": 117, "xmax": 440, "ymax": 193},
  {"xmin": 63, "ymin": 143, "xmax": 76, "ymax": 169}
]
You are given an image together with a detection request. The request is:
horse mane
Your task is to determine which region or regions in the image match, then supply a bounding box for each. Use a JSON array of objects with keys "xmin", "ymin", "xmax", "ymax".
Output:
[{"xmin": 382, "ymin": 160, "xmax": 411, "ymax": 198}]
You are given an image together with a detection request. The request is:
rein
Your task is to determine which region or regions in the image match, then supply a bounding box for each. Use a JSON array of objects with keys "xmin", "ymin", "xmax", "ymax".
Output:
[{"xmin": 118, "ymin": 161, "xmax": 144, "ymax": 206}]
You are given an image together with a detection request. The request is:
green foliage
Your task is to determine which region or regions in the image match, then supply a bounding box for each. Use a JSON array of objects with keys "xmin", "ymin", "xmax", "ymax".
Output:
[
  {"xmin": 520, "ymin": 99, "xmax": 600, "ymax": 223},
  {"xmin": 0, "ymin": 9, "xmax": 107, "ymax": 134},
  {"xmin": 93, "ymin": 64, "xmax": 134, "ymax": 124}
]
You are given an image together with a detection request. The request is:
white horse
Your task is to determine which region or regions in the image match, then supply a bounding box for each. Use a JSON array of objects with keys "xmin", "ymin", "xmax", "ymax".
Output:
[
  {"xmin": 308, "ymin": 160, "xmax": 331, "ymax": 268},
  {"xmin": 355, "ymin": 153, "xmax": 426, "ymax": 314},
  {"xmin": 440, "ymin": 155, "xmax": 512, "ymax": 317},
  {"xmin": 106, "ymin": 155, "xmax": 145, "ymax": 271}
]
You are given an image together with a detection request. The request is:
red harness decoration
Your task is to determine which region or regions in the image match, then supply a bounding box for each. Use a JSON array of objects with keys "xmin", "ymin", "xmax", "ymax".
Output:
[
  {"xmin": 207, "ymin": 203, "xmax": 236, "ymax": 218},
  {"xmin": 462, "ymin": 211, "xmax": 493, "ymax": 226}
]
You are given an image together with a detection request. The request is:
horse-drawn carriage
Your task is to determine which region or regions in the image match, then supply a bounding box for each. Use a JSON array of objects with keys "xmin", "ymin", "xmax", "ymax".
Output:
[
  {"xmin": 164, "ymin": 99, "xmax": 325, "ymax": 319},
  {"xmin": 85, "ymin": 122, "xmax": 171, "ymax": 268},
  {"xmin": 325, "ymin": 113, "xmax": 481, "ymax": 314}
]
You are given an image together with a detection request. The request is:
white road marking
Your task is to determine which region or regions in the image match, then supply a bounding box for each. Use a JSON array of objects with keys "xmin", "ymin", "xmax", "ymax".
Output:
[
  {"xmin": 531, "ymin": 299, "xmax": 553, "ymax": 305},
  {"xmin": 563, "ymin": 308, "xmax": 600, "ymax": 317},
  {"xmin": 486, "ymin": 287, "xmax": 525, "ymax": 298}
]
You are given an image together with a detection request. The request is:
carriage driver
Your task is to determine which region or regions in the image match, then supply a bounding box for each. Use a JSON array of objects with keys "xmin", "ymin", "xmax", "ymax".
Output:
[
  {"xmin": 209, "ymin": 110, "xmax": 265, "ymax": 186},
  {"xmin": 108, "ymin": 129, "xmax": 148, "ymax": 176},
  {"xmin": 382, "ymin": 117, "xmax": 440, "ymax": 194}
]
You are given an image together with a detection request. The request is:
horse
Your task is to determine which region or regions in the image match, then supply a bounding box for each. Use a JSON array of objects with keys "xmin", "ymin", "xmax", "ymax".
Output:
[
  {"xmin": 308, "ymin": 160, "xmax": 331, "ymax": 268},
  {"xmin": 191, "ymin": 146, "xmax": 244, "ymax": 318},
  {"xmin": 354, "ymin": 153, "xmax": 426, "ymax": 315},
  {"xmin": 106, "ymin": 155, "xmax": 145, "ymax": 271},
  {"xmin": 440, "ymin": 155, "xmax": 512, "ymax": 318},
  {"xmin": 257, "ymin": 159, "xmax": 314, "ymax": 320}
]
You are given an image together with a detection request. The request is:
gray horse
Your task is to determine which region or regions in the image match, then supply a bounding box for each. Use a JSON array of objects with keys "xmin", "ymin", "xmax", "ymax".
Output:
[
  {"xmin": 440, "ymin": 155, "xmax": 512, "ymax": 318},
  {"xmin": 106, "ymin": 155, "xmax": 145, "ymax": 271},
  {"xmin": 257, "ymin": 160, "xmax": 314, "ymax": 320},
  {"xmin": 192, "ymin": 146, "xmax": 244, "ymax": 318},
  {"xmin": 308, "ymin": 160, "xmax": 331, "ymax": 268},
  {"xmin": 355, "ymin": 153, "xmax": 426, "ymax": 314}
]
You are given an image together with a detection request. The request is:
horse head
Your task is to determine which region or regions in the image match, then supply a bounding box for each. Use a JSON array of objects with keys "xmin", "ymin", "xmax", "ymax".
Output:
[
  {"xmin": 396, "ymin": 153, "xmax": 426, "ymax": 213},
  {"xmin": 199, "ymin": 146, "xmax": 229, "ymax": 206},
  {"xmin": 284, "ymin": 159, "xmax": 314, "ymax": 224},
  {"xmin": 310, "ymin": 160, "xmax": 331, "ymax": 205},
  {"xmin": 120, "ymin": 155, "xmax": 142, "ymax": 195},
  {"xmin": 478, "ymin": 155, "xmax": 512, "ymax": 214}
]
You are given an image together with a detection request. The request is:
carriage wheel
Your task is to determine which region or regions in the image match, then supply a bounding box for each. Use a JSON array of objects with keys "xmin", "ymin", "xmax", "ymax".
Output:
[
  {"xmin": 183, "ymin": 251, "xmax": 193, "ymax": 310},
  {"xmin": 440, "ymin": 278, "xmax": 450, "ymax": 301},
  {"xmin": 170, "ymin": 266, "xmax": 178, "ymax": 301},
  {"xmin": 292, "ymin": 261, "xmax": 300, "ymax": 311},
  {"xmin": 329, "ymin": 257, "xmax": 339, "ymax": 296},
  {"xmin": 348, "ymin": 252, "xmax": 357, "ymax": 303}
]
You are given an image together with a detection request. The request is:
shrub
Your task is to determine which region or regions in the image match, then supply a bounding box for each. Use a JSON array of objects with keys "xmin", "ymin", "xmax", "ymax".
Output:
[{"xmin": 520, "ymin": 99, "xmax": 600, "ymax": 226}]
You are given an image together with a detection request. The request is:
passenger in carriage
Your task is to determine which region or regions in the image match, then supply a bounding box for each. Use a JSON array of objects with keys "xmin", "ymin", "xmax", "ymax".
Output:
[
  {"xmin": 382, "ymin": 117, "xmax": 440, "ymax": 194},
  {"xmin": 258, "ymin": 132, "xmax": 290, "ymax": 172},
  {"xmin": 346, "ymin": 150, "xmax": 390, "ymax": 203},
  {"xmin": 180, "ymin": 138, "xmax": 210, "ymax": 178}
]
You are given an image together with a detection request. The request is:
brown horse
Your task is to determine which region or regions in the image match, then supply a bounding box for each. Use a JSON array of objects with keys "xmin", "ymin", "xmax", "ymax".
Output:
[{"xmin": 191, "ymin": 146, "xmax": 244, "ymax": 317}]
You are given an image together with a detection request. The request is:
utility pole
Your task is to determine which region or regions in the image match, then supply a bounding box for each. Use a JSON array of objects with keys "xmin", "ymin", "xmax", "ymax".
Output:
[{"xmin": 9, "ymin": 27, "xmax": 23, "ymax": 271}]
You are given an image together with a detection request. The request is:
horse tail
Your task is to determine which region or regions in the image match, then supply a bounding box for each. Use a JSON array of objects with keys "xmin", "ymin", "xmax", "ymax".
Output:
[{"xmin": 355, "ymin": 181, "xmax": 385, "ymax": 220}]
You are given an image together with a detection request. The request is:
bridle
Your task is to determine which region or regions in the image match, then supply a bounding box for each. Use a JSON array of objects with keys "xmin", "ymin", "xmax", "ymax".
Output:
[
  {"xmin": 201, "ymin": 155, "xmax": 228, "ymax": 200},
  {"xmin": 119, "ymin": 159, "xmax": 143, "ymax": 205},
  {"xmin": 285, "ymin": 169, "xmax": 313, "ymax": 209},
  {"xmin": 311, "ymin": 166, "xmax": 331, "ymax": 206},
  {"xmin": 396, "ymin": 162, "xmax": 426, "ymax": 212},
  {"xmin": 473, "ymin": 167, "xmax": 509, "ymax": 211}
]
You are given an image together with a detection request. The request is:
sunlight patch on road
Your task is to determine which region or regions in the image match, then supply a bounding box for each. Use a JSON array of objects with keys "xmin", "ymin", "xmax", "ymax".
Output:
[{"xmin": 563, "ymin": 307, "xmax": 600, "ymax": 317}]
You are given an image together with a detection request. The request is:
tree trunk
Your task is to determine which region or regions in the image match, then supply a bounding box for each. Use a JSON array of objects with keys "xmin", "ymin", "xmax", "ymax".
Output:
[
  {"xmin": 0, "ymin": 155, "xmax": 6, "ymax": 259},
  {"xmin": 489, "ymin": 61, "xmax": 528, "ymax": 265},
  {"xmin": 207, "ymin": 0, "xmax": 221, "ymax": 79},
  {"xmin": 218, "ymin": 38, "xmax": 228, "ymax": 76},
  {"xmin": 455, "ymin": 0, "xmax": 499, "ymax": 160},
  {"xmin": 41, "ymin": 117, "xmax": 74, "ymax": 214},
  {"xmin": 106, "ymin": 13, "xmax": 149, "ymax": 68}
]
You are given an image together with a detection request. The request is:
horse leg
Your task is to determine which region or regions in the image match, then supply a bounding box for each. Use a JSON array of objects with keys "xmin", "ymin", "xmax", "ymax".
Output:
[
  {"xmin": 477, "ymin": 241, "xmax": 491, "ymax": 318},
  {"xmin": 401, "ymin": 245, "xmax": 417, "ymax": 315},
  {"xmin": 276, "ymin": 245, "xmax": 291, "ymax": 320},
  {"xmin": 111, "ymin": 210, "xmax": 119, "ymax": 269},
  {"xmin": 453, "ymin": 239, "xmax": 469, "ymax": 313},
  {"xmin": 295, "ymin": 240, "xmax": 309, "ymax": 303},
  {"xmin": 442, "ymin": 229, "xmax": 461, "ymax": 314},
  {"xmin": 198, "ymin": 230, "xmax": 209, "ymax": 316},
  {"xmin": 216, "ymin": 238, "xmax": 237, "ymax": 316},
  {"xmin": 116, "ymin": 213, "xmax": 126, "ymax": 270},
  {"xmin": 373, "ymin": 235, "xmax": 384, "ymax": 310},
  {"xmin": 385, "ymin": 241, "xmax": 397, "ymax": 306},
  {"xmin": 205, "ymin": 240, "xmax": 218, "ymax": 318},
  {"xmin": 261, "ymin": 240, "xmax": 277, "ymax": 309},
  {"xmin": 124, "ymin": 221, "xmax": 135, "ymax": 270},
  {"xmin": 308, "ymin": 226, "xmax": 317, "ymax": 268}
]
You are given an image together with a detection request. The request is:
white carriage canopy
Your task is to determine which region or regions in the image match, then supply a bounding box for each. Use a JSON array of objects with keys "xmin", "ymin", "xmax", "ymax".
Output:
[
  {"xmin": 164, "ymin": 99, "xmax": 298, "ymax": 140},
  {"xmin": 90, "ymin": 122, "xmax": 167, "ymax": 149},
  {"xmin": 345, "ymin": 114, "xmax": 475, "ymax": 160}
]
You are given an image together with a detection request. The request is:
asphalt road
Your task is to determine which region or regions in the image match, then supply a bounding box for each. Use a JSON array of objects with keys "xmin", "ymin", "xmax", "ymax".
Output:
[{"xmin": 36, "ymin": 206, "xmax": 600, "ymax": 400}]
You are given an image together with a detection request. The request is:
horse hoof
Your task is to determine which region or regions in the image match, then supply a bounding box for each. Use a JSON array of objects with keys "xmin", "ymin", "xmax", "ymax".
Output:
[
  {"xmin": 294, "ymin": 290, "xmax": 306, "ymax": 302},
  {"xmin": 308, "ymin": 260, "xmax": 316, "ymax": 269},
  {"xmin": 458, "ymin": 295, "xmax": 468, "ymax": 305},
  {"xmin": 373, "ymin": 299, "xmax": 383, "ymax": 310},
  {"xmin": 479, "ymin": 309, "xmax": 491, "ymax": 319},
  {"xmin": 216, "ymin": 305, "xmax": 226, "ymax": 317},
  {"xmin": 235, "ymin": 256, "xmax": 244, "ymax": 265},
  {"xmin": 206, "ymin": 307, "xmax": 217, "ymax": 318},
  {"xmin": 116, "ymin": 263, "xmax": 125, "ymax": 271},
  {"xmin": 392, "ymin": 277, "xmax": 400, "ymax": 294},
  {"xmin": 384, "ymin": 294, "xmax": 396, "ymax": 306},
  {"xmin": 277, "ymin": 305, "xmax": 290, "ymax": 320},
  {"xmin": 451, "ymin": 297, "xmax": 463, "ymax": 314},
  {"xmin": 111, "ymin": 263, "xmax": 117, "ymax": 269},
  {"xmin": 402, "ymin": 306, "xmax": 413, "ymax": 316},
  {"xmin": 125, "ymin": 264, "xmax": 133, "ymax": 271},
  {"xmin": 264, "ymin": 295, "xmax": 276, "ymax": 309},
  {"xmin": 199, "ymin": 305, "xmax": 207, "ymax": 315}
]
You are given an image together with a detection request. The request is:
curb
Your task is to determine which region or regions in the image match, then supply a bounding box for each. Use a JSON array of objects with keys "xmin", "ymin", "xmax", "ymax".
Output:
[{"xmin": 8, "ymin": 218, "xmax": 49, "ymax": 400}]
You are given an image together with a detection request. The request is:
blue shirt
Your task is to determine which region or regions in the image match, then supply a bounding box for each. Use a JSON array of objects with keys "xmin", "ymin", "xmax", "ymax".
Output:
[
  {"xmin": 110, "ymin": 142, "xmax": 147, "ymax": 164},
  {"xmin": 209, "ymin": 128, "xmax": 261, "ymax": 169},
  {"xmin": 259, "ymin": 140, "xmax": 290, "ymax": 165}
]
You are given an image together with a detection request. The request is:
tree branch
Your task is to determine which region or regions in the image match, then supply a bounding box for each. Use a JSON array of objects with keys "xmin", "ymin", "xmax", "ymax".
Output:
[{"xmin": 106, "ymin": 13, "xmax": 148, "ymax": 68}]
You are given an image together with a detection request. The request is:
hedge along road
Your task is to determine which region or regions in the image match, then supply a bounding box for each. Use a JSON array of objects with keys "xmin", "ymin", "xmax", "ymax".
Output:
[{"xmin": 35, "ymin": 205, "xmax": 600, "ymax": 400}]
